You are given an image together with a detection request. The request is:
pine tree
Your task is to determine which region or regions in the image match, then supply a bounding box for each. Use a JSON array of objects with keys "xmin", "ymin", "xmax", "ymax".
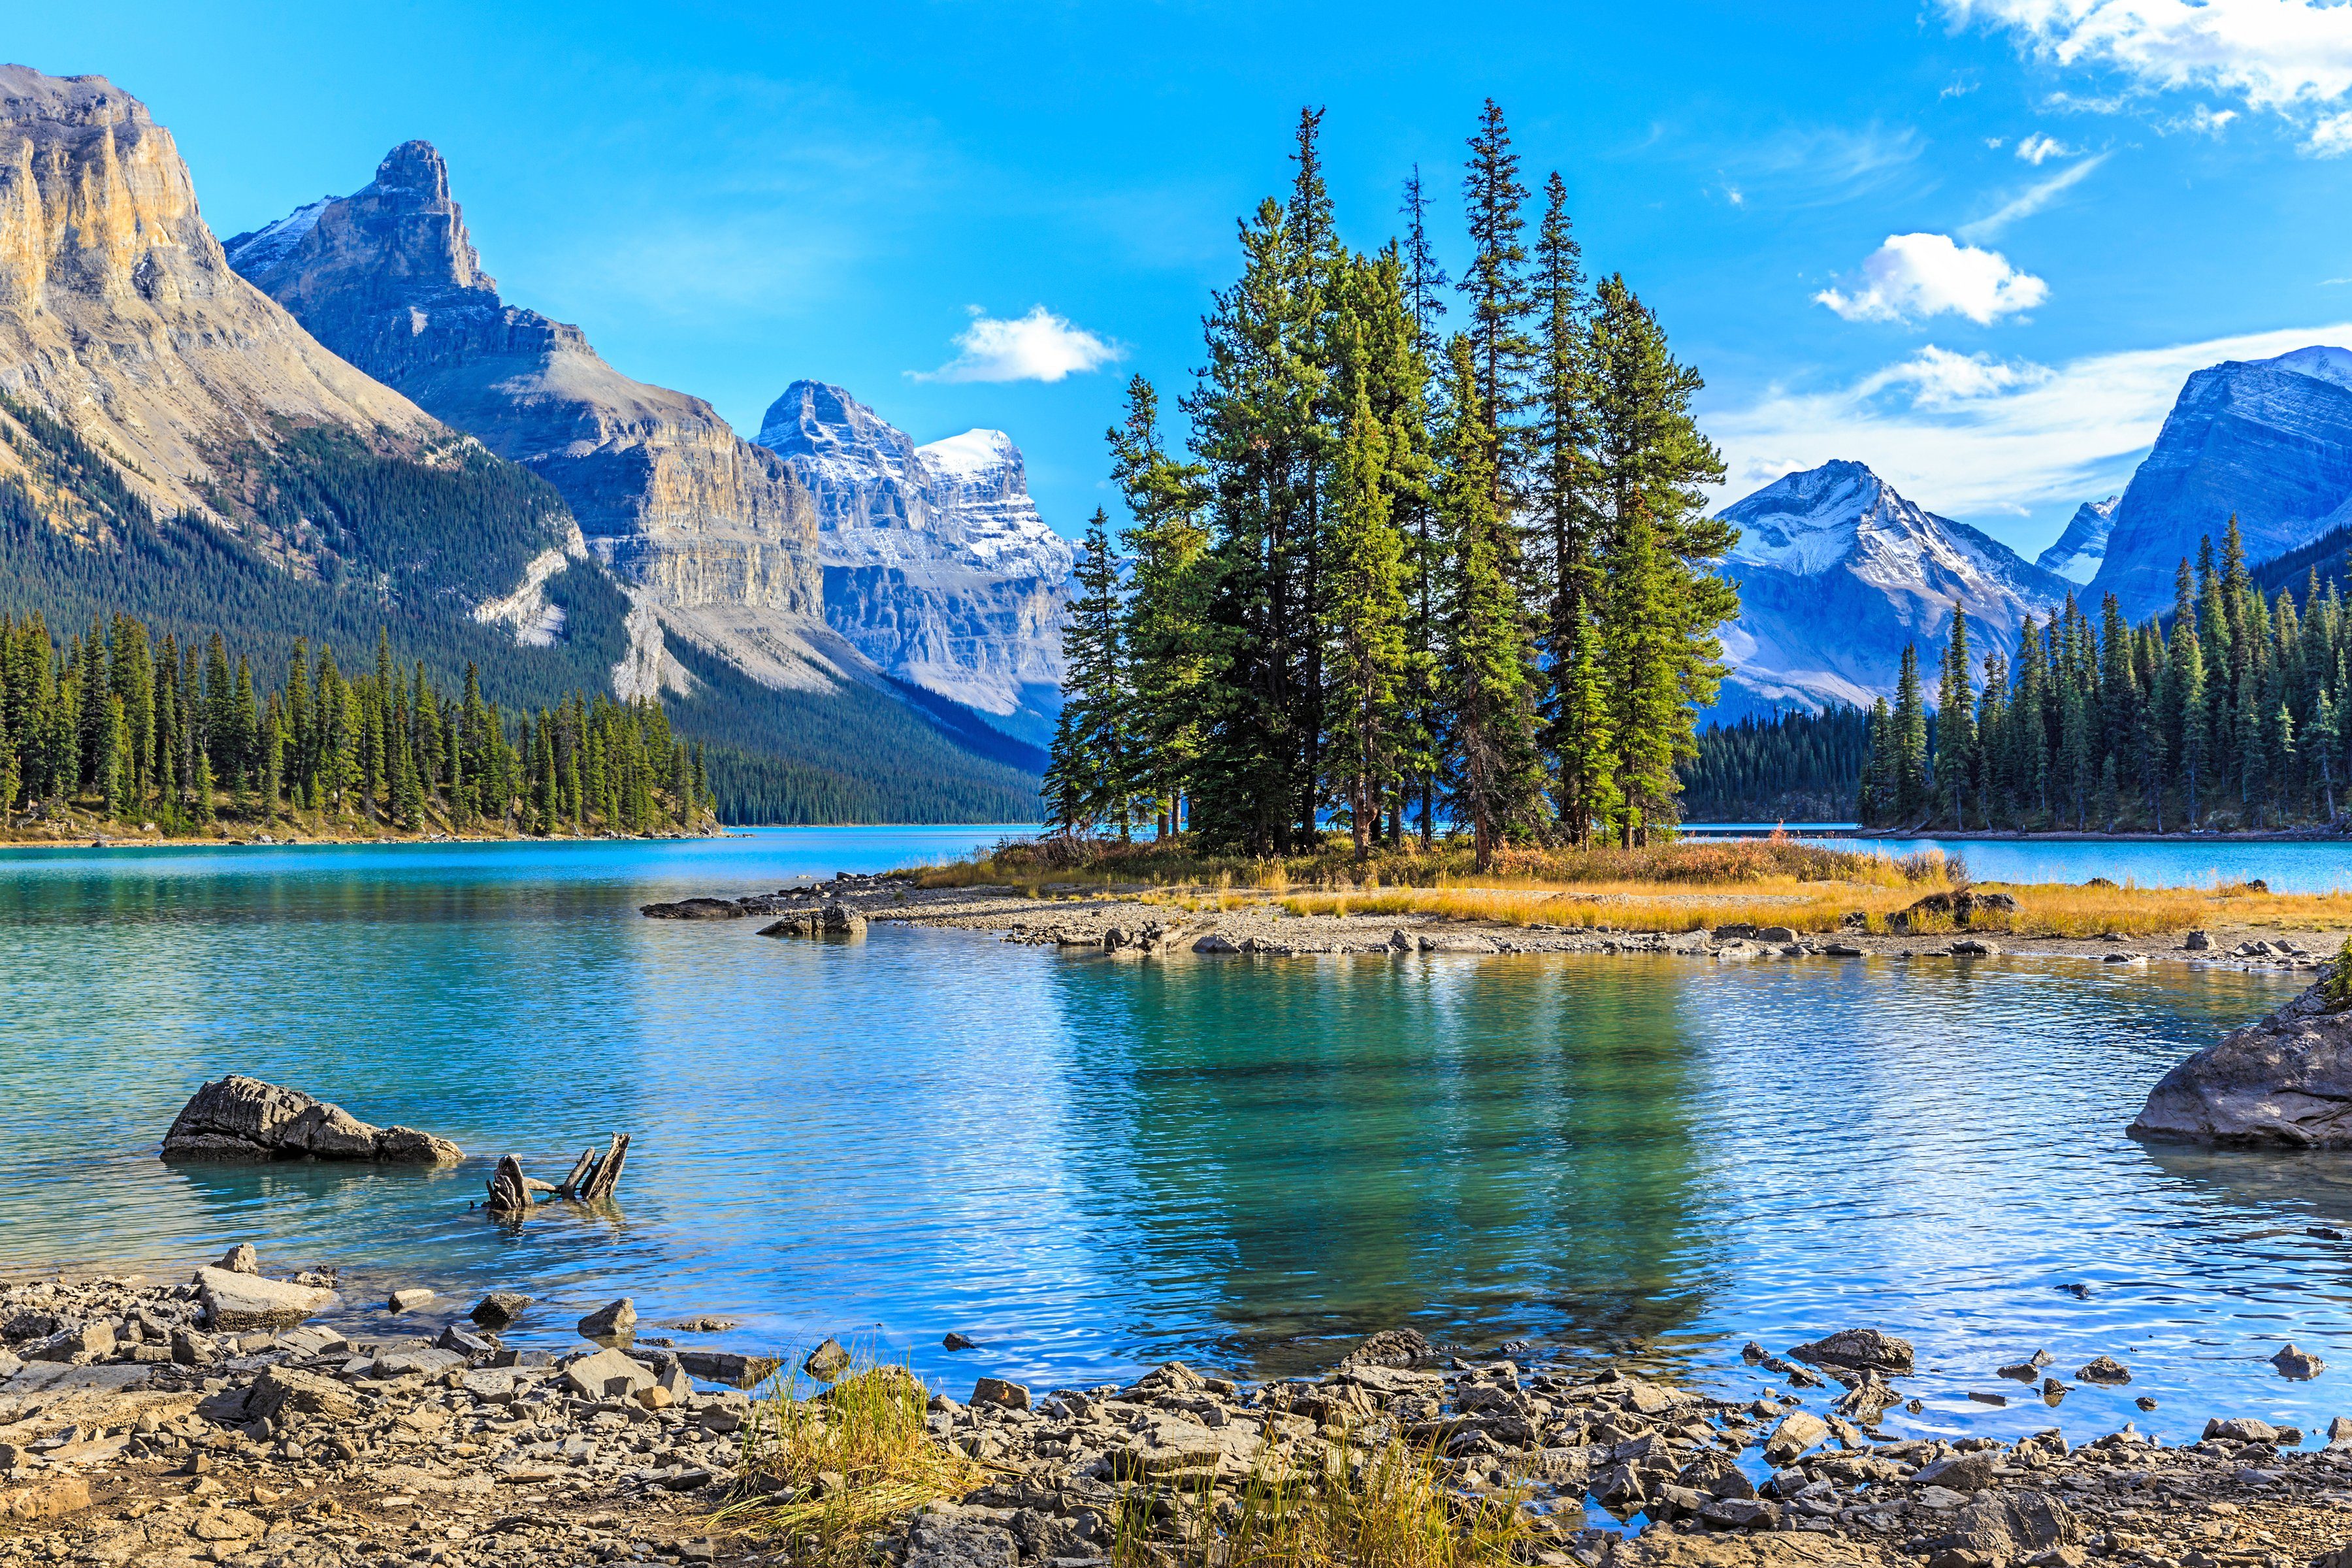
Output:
[
  {"xmin": 1321, "ymin": 381, "xmax": 1409, "ymax": 858},
  {"xmin": 1893, "ymin": 645, "xmax": 1929, "ymax": 822},
  {"xmin": 1435, "ymin": 336, "xmax": 1544, "ymax": 869},
  {"xmin": 1585, "ymin": 275, "xmax": 1736, "ymax": 844},
  {"xmin": 1458, "ymin": 99, "xmax": 1535, "ymax": 508},
  {"xmin": 1044, "ymin": 511, "xmax": 1133, "ymax": 836},
  {"xmin": 1934, "ymin": 606, "xmax": 1973, "ymax": 826},
  {"xmin": 1107, "ymin": 376, "xmax": 1211, "ymax": 836}
]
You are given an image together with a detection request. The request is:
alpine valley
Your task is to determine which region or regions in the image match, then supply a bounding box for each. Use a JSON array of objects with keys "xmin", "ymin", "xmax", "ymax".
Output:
[{"xmin": 0, "ymin": 65, "xmax": 1064, "ymax": 824}]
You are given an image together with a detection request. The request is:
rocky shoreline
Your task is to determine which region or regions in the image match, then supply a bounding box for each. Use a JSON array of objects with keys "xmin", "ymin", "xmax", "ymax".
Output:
[
  {"xmin": 645, "ymin": 874, "xmax": 2344, "ymax": 973},
  {"xmin": 8, "ymin": 1262, "xmax": 2352, "ymax": 1568}
]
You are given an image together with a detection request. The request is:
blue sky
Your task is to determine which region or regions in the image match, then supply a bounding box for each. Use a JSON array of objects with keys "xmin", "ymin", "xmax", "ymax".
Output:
[{"xmin": 20, "ymin": 1, "xmax": 2352, "ymax": 559}]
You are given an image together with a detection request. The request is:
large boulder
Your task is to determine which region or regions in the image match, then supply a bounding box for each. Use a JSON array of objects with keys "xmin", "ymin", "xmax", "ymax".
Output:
[
  {"xmin": 1888, "ymin": 890, "xmax": 2017, "ymax": 933},
  {"xmin": 2132, "ymin": 975, "xmax": 2352, "ymax": 1146},
  {"xmin": 161, "ymin": 1076, "xmax": 461, "ymax": 1163},
  {"xmin": 1787, "ymin": 1326, "xmax": 1914, "ymax": 1375}
]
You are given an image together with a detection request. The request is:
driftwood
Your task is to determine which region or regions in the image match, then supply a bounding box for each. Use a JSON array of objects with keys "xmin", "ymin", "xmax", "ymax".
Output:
[
  {"xmin": 482, "ymin": 1134, "xmax": 632, "ymax": 1215},
  {"xmin": 484, "ymin": 1155, "xmax": 530, "ymax": 1215},
  {"xmin": 578, "ymin": 1134, "xmax": 630, "ymax": 1202}
]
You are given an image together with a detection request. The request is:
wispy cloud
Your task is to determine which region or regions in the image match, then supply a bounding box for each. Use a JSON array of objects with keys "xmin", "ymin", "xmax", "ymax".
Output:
[
  {"xmin": 1946, "ymin": 0, "xmax": 2352, "ymax": 150},
  {"xmin": 1706, "ymin": 321, "xmax": 2352, "ymax": 520},
  {"xmin": 2015, "ymin": 132, "xmax": 2076, "ymax": 163},
  {"xmin": 1957, "ymin": 153, "xmax": 2108, "ymax": 240},
  {"xmin": 912, "ymin": 305, "xmax": 1122, "ymax": 384},
  {"xmin": 1719, "ymin": 122, "xmax": 1925, "ymax": 208},
  {"xmin": 1815, "ymin": 234, "xmax": 2049, "ymax": 325}
]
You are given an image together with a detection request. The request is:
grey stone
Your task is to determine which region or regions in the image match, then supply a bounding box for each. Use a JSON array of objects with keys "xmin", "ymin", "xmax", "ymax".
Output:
[
  {"xmin": 387, "ymin": 1288, "xmax": 434, "ymax": 1312},
  {"xmin": 1788, "ymin": 1326, "xmax": 1914, "ymax": 1374},
  {"xmin": 214, "ymin": 1243, "xmax": 259, "ymax": 1275},
  {"xmin": 674, "ymin": 1348, "xmax": 781, "ymax": 1387},
  {"xmin": 161, "ymin": 1075, "xmax": 461, "ymax": 1164},
  {"xmin": 2131, "ymin": 975, "xmax": 2352, "ymax": 1146},
  {"xmin": 1763, "ymin": 1410, "xmax": 1830, "ymax": 1465},
  {"xmin": 2075, "ymin": 1355, "xmax": 2131, "ymax": 1385},
  {"xmin": 194, "ymin": 1266, "xmax": 338, "ymax": 1331},
  {"xmin": 470, "ymin": 1292, "xmax": 531, "ymax": 1328},
  {"xmin": 578, "ymin": 1298, "xmax": 636, "ymax": 1343},
  {"xmin": 2272, "ymin": 1343, "xmax": 2326, "ymax": 1379},
  {"xmin": 802, "ymin": 1337, "xmax": 851, "ymax": 1380},
  {"xmin": 972, "ymin": 1375, "xmax": 1030, "ymax": 1411},
  {"xmin": 563, "ymin": 1347, "xmax": 657, "ymax": 1399}
]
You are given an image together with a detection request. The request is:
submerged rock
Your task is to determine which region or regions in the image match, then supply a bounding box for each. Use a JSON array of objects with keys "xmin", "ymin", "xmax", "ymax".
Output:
[
  {"xmin": 1787, "ymin": 1326, "xmax": 1915, "ymax": 1375},
  {"xmin": 161, "ymin": 1076, "xmax": 461, "ymax": 1164},
  {"xmin": 639, "ymin": 898, "xmax": 745, "ymax": 920},
  {"xmin": 2131, "ymin": 974, "xmax": 2352, "ymax": 1146},
  {"xmin": 757, "ymin": 904, "xmax": 868, "ymax": 939}
]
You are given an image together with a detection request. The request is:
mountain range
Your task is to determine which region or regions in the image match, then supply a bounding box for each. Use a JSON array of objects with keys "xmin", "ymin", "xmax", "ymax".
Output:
[
  {"xmin": 1718, "ymin": 344, "xmax": 2352, "ymax": 719},
  {"xmin": 1712, "ymin": 461, "xmax": 2074, "ymax": 721},
  {"xmin": 0, "ymin": 65, "xmax": 1061, "ymax": 820}
]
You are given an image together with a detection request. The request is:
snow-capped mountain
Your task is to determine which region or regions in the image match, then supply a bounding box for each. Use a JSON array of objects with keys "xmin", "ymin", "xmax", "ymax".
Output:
[
  {"xmin": 1713, "ymin": 460, "xmax": 2075, "ymax": 720},
  {"xmin": 757, "ymin": 382, "xmax": 1073, "ymax": 745},
  {"xmin": 2090, "ymin": 345, "xmax": 2352, "ymax": 617},
  {"xmin": 2034, "ymin": 495, "xmax": 2117, "ymax": 583}
]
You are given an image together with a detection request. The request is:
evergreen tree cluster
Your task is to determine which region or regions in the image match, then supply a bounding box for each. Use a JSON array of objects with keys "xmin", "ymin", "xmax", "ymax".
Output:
[
  {"xmin": 1859, "ymin": 520, "xmax": 2352, "ymax": 831},
  {"xmin": 1045, "ymin": 104, "xmax": 1739, "ymax": 867},
  {"xmin": 1679, "ymin": 706, "xmax": 1869, "ymax": 823},
  {"xmin": 0, "ymin": 611, "xmax": 715, "ymax": 838}
]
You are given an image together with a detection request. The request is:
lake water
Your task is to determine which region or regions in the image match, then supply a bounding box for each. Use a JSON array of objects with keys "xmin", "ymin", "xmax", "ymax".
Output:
[{"xmin": 5, "ymin": 828, "xmax": 2352, "ymax": 1454}]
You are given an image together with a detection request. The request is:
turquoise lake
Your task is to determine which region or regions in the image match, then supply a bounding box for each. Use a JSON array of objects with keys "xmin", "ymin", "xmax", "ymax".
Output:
[{"xmin": 5, "ymin": 828, "xmax": 2352, "ymax": 1452}]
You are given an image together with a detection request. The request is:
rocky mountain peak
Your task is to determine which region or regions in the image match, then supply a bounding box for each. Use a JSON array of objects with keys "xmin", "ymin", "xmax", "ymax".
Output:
[
  {"xmin": 0, "ymin": 64, "xmax": 429, "ymax": 517},
  {"xmin": 754, "ymin": 381, "xmax": 1071, "ymax": 741},
  {"xmin": 2034, "ymin": 495, "xmax": 2119, "ymax": 584},
  {"xmin": 228, "ymin": 138, "xmax": 495, "ymax": 315},
  {"xmin": 1710, "ymin": 460, "xmax": 2071, "ymax": 721},
  {"xmin": 2089, "ymin": 344, "xmax": 2352, "ymax": 616}
]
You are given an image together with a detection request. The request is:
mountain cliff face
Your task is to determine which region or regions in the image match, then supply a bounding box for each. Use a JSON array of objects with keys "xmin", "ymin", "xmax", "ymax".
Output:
[
  {"xmin": 2034, "ymin": 495, "xmax": 2117, "ymax": 583},
  {"xmin": 0, "ymin": 67, "xmax": 440, "ymax": 525},
  {"xmin": 1713, "ymin": 460, "xmax": 2074, "ymax": 720},
  {"xmin": 226, "ymin": 142, "xmax": 825, "ymax": 694},
  {"xmin": 2089, "ymin": 346, "xmax": 2352, "ymax": 617},
  {"xmin": 757, "ymin": 382, "xmax": 1071, "ymax": 745}
]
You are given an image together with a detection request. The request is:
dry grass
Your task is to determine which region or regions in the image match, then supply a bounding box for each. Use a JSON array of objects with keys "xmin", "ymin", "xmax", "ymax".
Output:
[
  {"xmin": 715, "ymin": 1362, "xmax": 983, "ymax": 1564},
  {"xmin": 1279, "ymin": 875, "xmax": 2352, "ymax": 939},
  {"xmin": 1113, "ymin": 1438, "xmax": 1533, "ymax": 1568}
]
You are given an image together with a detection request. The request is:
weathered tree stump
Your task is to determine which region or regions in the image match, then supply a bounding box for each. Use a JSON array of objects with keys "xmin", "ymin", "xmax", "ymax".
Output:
[
  {"xmin": 555, "ymin": 1149, "xmax": 595, "ymax": 1198},
  {"xmin": 578, "ymin": 1134, "xmax": 630, "ymax": 1202},
  {"xmin": 483, "ymin": 1155, "xmax": 531, "ymax": 1215}
]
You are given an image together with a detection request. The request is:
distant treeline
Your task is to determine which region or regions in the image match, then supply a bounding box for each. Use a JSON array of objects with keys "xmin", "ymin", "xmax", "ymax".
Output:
[
  {"xmin": 0, "ymin": 610, "xmax": 712, "ymax": 837},
  {"xmin": 1861, "ymin": 521, "xmax": 2352, "ymax": 832},
  {"xmin": 1679, "ymin": 706, "xmax": 1867, "ymax": 823}
]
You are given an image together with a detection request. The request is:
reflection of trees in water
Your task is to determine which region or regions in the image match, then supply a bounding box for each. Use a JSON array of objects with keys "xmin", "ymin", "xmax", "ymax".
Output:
[{"xmin": 1045, "ymin": 954, "xmax": 1720, "ymax": 1380}]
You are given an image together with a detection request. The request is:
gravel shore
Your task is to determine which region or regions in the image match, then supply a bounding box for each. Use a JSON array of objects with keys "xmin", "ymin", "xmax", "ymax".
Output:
[{"xmin": 8, "ymin": 1267, "xmax": 2352, "ymax": 1568}]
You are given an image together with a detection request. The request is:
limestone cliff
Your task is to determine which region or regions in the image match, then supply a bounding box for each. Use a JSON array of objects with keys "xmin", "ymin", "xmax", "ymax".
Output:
[
  {"xmin": 227, "ymin": 142, "xmax": 825, "ymax": 690},
  {"xmin": 0, "ymin": 65, "xmax": 435, "ymax": 520},
  {"xmin": 758, "ymin": 382, "xmax": 1071, "ymax": 745}
]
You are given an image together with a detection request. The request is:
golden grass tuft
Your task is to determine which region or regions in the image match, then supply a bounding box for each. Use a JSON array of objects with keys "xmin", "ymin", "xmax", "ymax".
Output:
[
  {"xmin": 1113, "ymin": 1438, "xmax": 1533, "ymax": 1568},
  {"xmin": 715, "ymin": 1362, "xmax": 983, "ymax": 1563}
]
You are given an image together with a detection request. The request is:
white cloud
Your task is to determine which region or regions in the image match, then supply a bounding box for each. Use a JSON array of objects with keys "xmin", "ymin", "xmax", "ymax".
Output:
[
  {"xmin": 1984, "ymin": 135, "xmax": 2008, "ymax": 148},
  {"xmin": 2162, "ymin": 103, "xmax": 2240, "ymax": 135},
  {"xmin": 1706, "ymin": 321, "xmax": 2352, "ymax": 520},
  {"xmin": 2015, "ymin": 131, "xmax": 2076, "ymax": 163},
  {"xmin": 1814, "ymin": 233, "xmax": 2050, "ymax": 325},
  {"xmin": 1857, "ymin": 344, "xmax": 2059, "ymax": 408},
  {"xmin": 1948, "ymin": 1, "xmax": 2352, "ymax": 120},
  {"xmin": 1957, "ymin": 153, "xmax": 2108, "ymax": 239},
  {"xmin": 2311, "ymin": 110, "xmax": 2352, "ymax": 155},
  {"xmin": 913, "ymin": 305, "xmax": 1122, "ymax": 384}
]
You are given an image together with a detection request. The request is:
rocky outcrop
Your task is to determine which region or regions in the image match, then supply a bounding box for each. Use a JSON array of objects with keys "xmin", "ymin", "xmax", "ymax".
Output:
[
  {"xmin": 226, "ymin": 140, "xmax": 823, "ymax": 683},
  {"xmin": 2131, "ymin": 973, "xmax": 2352, "ymax": 1146},
  {"xmin": 1709, "ymin": 461, "xmax": 2072, "ymax": 721},
  {"xmin": 2091, "ymin": 346, "xmax": 2352, "ymax": 618},
  {"xmin": 0, "ymin": 67, "xmax": 436, "ymax": 521},
  {"xmin": 2034, "ymin": 495, "xmax": 2117, "ymax": 583},
  {"xmin": 758, "ymin": 382, "xmax": 1071, "ymax": 745},
  {"xmin": 159, "ymin": 1075, "xmax": 462, "ymax": 1163},
  {"xmin": 191, "ymin": 1266, "xmax": 339, "ymax": 1332}
]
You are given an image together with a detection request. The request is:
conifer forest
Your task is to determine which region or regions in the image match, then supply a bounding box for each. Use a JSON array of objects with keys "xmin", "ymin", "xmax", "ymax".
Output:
[{"xmin": 1859, "ymin": 522, "xmax": 2352, "ymax": 832}]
